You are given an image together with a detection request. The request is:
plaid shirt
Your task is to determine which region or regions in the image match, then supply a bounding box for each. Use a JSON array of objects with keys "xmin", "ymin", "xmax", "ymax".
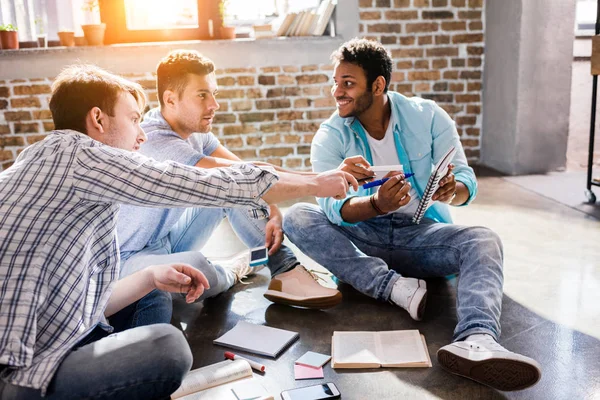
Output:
[{"xmin": 0, "ymin": 130, "xmax": 278, "ymax": 393}]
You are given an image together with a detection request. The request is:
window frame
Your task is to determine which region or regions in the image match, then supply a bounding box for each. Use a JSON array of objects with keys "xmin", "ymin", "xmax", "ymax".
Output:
[{"xmin": 99, "ymin": 0, "xmax": 222, "ymax": 44}]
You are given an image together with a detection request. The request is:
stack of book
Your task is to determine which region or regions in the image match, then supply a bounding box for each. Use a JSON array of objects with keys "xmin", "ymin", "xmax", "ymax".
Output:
[{"xmin": 276, "ymin": 0, "xmax": 337, "ymax": 37}]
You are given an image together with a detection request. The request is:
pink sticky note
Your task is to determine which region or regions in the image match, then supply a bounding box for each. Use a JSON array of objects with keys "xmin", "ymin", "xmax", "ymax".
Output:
[{"xmin": 294, "ymin": 364, "xmax": 324, "ymax": 380}]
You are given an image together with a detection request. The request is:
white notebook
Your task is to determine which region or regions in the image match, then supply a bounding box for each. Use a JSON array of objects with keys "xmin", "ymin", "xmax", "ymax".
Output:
[
  {"xmin": 213, "ymin": 321, "xmax": 299, "ymax": 358},
  {"xmin": 412, "ymin": 146, "xmax": 457, "ymax": 224}
]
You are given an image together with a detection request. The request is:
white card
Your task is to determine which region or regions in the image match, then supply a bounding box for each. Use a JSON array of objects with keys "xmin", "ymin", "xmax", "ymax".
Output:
[{"xmin": 295, "ymin": 351, "xmax": 332, "ymax": 368}]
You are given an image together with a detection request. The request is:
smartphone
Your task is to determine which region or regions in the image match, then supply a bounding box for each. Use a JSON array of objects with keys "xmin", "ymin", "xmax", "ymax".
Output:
[
  {"xmin": 281, "ymin": 383, "xmax": 341, "ymax": 400},
  {"xmin": 249, "ymin": 246, "xmax": 269, "ymax": 267}
]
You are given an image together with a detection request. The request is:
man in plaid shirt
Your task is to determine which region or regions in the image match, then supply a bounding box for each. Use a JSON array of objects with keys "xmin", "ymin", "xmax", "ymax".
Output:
[{"xmin": 0, "ymin": 65, "xmax": 357, "ymax": 399}]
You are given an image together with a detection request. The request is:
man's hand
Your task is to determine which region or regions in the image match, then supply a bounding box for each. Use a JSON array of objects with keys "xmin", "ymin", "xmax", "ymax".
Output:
[
  {"xmin": 148, "ymin": 263, "xmax": 210, "ymax": 304},
  {"xmin": 265, "ymin": 205, "xmax": 284, "ymax": 255},
  {"xmin": 371, "ymin": 171, "xmax": 411, "ymax": 213},
  {"xmin": 314, "ymin": 170, "xmax": 359, "ymax": 199},
  {"xmin": 337, "ymin": 155, "xmax": 375, "ymax": 183},
  {"xmin": 432, "ymin": 164, "xmax": 456, "ymax": 203}
]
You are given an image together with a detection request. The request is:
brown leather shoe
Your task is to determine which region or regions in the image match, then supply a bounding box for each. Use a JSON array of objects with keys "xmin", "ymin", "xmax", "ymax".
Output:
[{"xmin": 263, "ymin": 266, "xmax": 342, "ymax": 309}]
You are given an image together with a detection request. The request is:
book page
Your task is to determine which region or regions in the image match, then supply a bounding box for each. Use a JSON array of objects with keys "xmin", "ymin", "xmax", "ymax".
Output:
[
  {"xmin": 332, "ymin": 331, "xmax": 381, "ymax": 368},
  {"xmin": 376, "ymin": 330, "xmax": 429, "ymax": 367},
  {"xmin": 213, "ymin": 321, "xmax": 299, "ymax": 358},
  {"xmin": 171, "ymin": 360, "xmax": 252, "ymax": 399}
]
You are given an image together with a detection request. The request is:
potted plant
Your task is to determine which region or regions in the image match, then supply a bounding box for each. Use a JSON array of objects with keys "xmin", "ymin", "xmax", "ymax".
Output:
[
  {"xmin": 58, "ymin": 28, "xmax": 75, "ymax": 47},
  {"xmin": 0, "ymin": 24, "xmax": 18, "ymax": 50},
  {"xmin": 219, "ymin": 0, "xmax": 235, "ymax": 39},
  {"xmin": 35, "ymin": 16, "xmax": 47, "ymax": 48},
  {"xmin": 81, "ymin": 0, "xmax": 105, "ymax": 46}
]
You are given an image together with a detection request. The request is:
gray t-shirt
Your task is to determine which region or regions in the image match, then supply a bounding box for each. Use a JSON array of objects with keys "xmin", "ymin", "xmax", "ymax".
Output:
[{"xmin": 117, "ymin": 107, "xmax": 220, "ymax": 254}]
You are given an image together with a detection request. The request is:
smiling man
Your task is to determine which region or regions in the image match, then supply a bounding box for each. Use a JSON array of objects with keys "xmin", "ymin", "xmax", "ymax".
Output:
[
  {"xmin": 116, "ymin": 50, "xmax": 346, "ymax": 316},
  {"xmin": 282, "ymin": 38, "xmax": 542, "ymax": 391}
]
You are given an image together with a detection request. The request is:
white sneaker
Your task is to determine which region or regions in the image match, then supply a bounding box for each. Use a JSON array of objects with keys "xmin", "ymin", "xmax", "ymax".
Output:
[
  {"xmin": 215, "ymin": 253, "xmax": 265, "ymax": 285},
  {"xmin": 389, "ymin": 277, "xmax": 427, "ymax": 321},
  {"xmin": 437, "ymin": 334, "xmax": 542, "ymax": 391}
]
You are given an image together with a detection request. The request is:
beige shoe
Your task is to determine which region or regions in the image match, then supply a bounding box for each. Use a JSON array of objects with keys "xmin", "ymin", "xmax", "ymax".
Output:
[
  {"xmin": 217, "ymin": 253, "xmax": 265, "ymax": 285},
  {"xmin": 263, "ymin": 265, "xmax": 342, "ymax": 309}
]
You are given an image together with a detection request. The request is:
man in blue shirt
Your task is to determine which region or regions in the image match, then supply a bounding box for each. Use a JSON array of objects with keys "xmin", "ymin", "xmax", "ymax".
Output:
[
  {"xmin": 117, "ymin": 50, "xmax": 344, "ymax": 315},
  {"xmin": 283, "ymin": 38, "xmax": 541, "ymax": 391}
]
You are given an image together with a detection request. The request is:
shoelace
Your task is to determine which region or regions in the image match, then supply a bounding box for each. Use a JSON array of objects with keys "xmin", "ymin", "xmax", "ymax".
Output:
[{"xmin": 302, "ymin": 267, "xmax": 329, "ymax": 285}]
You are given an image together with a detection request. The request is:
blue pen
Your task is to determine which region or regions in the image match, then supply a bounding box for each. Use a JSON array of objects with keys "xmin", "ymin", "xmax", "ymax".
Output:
[{"xmin": 362, "ymin": 173, "xmax": 414, "ymax": 189}]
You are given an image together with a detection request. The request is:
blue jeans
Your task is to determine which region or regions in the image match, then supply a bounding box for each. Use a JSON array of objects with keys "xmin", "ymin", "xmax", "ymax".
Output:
[
  {"xmin": 283, "ymin": 203, "xmax": 504, "ymax": 342},
  {"xmin": 120, "ymin": 207, "xmax": 300, "ymax": 321},
  {"xmin": 0, "ymin": 291, "xmax": 192, "ymax": 400}
]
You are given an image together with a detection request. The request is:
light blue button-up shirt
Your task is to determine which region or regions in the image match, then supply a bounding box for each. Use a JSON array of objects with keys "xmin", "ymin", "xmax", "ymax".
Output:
[{"xmin": 311, "ymin": 91, "xmax": 478, "ymax": 226}]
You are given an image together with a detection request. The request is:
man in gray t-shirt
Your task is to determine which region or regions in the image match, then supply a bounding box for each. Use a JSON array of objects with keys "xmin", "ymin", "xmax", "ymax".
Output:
[{"xmin": 118, "ymin": 49, "xmax": 342, "ymax": 310}]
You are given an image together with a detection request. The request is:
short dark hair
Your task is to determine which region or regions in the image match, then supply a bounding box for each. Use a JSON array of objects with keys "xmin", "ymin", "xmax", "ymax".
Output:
[
  {"xmin": 331, "ymin": 38, "xmax": 393, "ymax": 93},
  {"xmin": 49, "ymin": 64, "xmax": 146, "ymax": 135},
  {"xmin": 156, "ymin": 50, "xmax": 215, "ymax": 107}
]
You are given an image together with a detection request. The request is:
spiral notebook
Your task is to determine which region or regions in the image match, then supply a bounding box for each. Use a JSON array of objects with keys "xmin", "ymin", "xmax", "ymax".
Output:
[{"xmin": 412, "ymin": 146, "xmax": 457, "ymax": 224}]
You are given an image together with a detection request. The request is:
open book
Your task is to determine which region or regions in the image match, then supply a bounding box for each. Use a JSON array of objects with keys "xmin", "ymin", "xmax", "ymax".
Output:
[
  {"xmin": 331, "ymin": 330, "xmax": 432, "ymax": 369},
  {"xmin": 172, "ymin": 359, "xmax": 273, "ymax": 400},
  {"xmin": 412, "ymin": 145, "xmax": 457, "ymax": 224}
]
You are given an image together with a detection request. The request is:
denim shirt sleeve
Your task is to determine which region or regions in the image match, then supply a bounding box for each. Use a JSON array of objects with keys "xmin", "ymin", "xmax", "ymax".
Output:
[
  {"xmin": 431, "ymin": 103, "xmax": 478, "ymax": 205},
  {"xmin": 311, "ymin": 124, "xmax": 360, "ymax": 226}
]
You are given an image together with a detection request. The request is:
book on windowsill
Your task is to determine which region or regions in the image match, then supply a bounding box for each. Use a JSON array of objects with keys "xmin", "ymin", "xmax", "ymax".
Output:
[
  {"xmin": 331, "ymin": 330, "xmax": 432, "ymax": 369},
  {"xmin": 213, "ymin": 321, "xmax": 299, "ymax": 358},
  {"xmin": 171, "ymin": 359, "xmax": 273, "ymax": 400}
]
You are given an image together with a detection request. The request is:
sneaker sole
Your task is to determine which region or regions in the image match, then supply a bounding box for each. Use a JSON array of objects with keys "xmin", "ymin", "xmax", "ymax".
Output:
[
  {"xmin": 437, "ymin": 349, "xmax": 541, "ymax": 391},
  {"xmin": 263, "ymin": 290, "xmax": 342, "ymax": 309}
]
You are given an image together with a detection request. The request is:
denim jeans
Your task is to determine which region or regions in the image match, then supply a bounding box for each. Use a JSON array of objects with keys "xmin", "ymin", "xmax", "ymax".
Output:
[
  {"xmin": 120, "ymin": 207, "xmax": 300, "ymax": 322},
  {"xmin": 0, "ymin": 291, "xmax": 192, "ymax": 400},
  {"xmin": 283, "ymin": 203, "xmax": 504, "ymax": 342}
]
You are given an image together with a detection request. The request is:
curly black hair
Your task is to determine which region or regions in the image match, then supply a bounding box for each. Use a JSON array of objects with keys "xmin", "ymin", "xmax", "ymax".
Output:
[{"xmin": 331, "ymin": 38, "xmax": 393, "ymax": 93}]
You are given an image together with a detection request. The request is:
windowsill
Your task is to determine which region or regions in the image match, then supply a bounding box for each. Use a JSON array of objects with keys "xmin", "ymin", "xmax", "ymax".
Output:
[{"xmin": 0, "ymin": 36, "xmax": 351, "ymax": 80}]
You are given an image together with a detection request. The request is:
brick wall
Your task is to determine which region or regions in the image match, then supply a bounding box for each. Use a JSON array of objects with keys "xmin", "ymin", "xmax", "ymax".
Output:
[{"xmin": 0, "ymin": 0, "xmax": 484, "ymax": 171}]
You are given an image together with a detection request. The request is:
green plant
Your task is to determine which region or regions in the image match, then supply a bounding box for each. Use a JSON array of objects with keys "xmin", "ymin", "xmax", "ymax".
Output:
[
  {"xmin": 219, "ymin": 0, "xmax": 231, "ymax": 22},
  {"xmin": 35, "ymin": 16, "xmax": 45, "ymax": 34},
  {"xmin": 0, "ymin": 23, "xmax": 17, "ymax": 31},
  {"xmin": 82, "ymin": 0, "xmax": 99, "ymax": 12}
]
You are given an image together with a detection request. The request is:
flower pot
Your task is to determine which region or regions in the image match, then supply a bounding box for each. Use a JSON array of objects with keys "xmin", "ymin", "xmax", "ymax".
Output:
[
  {"xmin": 37, "ymin": 34, "xmax": 48, "ymax": 48},
  {"xmin": 58, "ymin": 31, "xmax": 75, "ymax": 47},
  {"xmin": 220, "ymin": 26, "xmax": 236, "ymax": 40},
  {"xmin": 74, "ymin": 36, "xmax": 87, "ymax": 46},
  {"xmin": 81, "ymin": 23, "xmax": 106, "ymax": 46},
  {"xmin": 0, "ymin": 30, "xmax": 19, "ymax": 50}
]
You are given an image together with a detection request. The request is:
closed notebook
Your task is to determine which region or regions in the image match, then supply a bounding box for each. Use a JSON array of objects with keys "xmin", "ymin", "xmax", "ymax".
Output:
[{"xmin": 214, "ymin": 321, "xmax": 299, "ymax": 358}]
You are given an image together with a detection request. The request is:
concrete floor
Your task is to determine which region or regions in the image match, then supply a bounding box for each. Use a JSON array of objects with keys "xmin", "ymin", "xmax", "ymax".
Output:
[{"xmin": 172, "ymin": 170, "xmax": 600, "ymax": 400}]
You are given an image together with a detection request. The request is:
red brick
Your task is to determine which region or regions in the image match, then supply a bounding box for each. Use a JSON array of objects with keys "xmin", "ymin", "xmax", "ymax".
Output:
[
  {"xmin": 320, "ymin": 64, "xmax": 334, "ymax": 71},
  {"xmin": 0, "ymin": 149, "xmax": 13, "ymax": 161},
  {"xmin": 442, "ymin": 21, "xmax": 467, "ymax": 31},
  {"xmin": 453, "ymin": 33, "xmax": 484, "ymax": 44},
  {"xmin": 360, "ymin": 11, "xmax": 382, "ymax": 20},
  {"xmin": 0, "ymin": 87, "xmax": 9, "ymax": 97},
  {"xmin": 0, "ymin": 124, "xmax": 9, "ymax": 134},
  {"xmin": 237, "ymin": 75, "xmax": 256, "ymax": 86},
  {"xmin": 432, "ymin": 59, "xmax": 448, "ymax": 69},
  {"xmin": 307, "ymin": 110, "xmax": 333, "ymax": 120},
  {"xmin": 296, "ymin": 74, "xmax": 329, "ymax": 85},
  {"xmin": 314, "ymin": 97, "xmax": 335, "ymax": 108},
  {"xmin": 368, "ymin": 23, "xmax": 402, "ymax": 33},
  {"xmin": 452, "ymin": 0, "xmax": 466, "ymax": 6},
  {"xmin": 214, "ymin": 113, "xmax": 237, "ymax": 123},
  {"xmin": 236, "ymin": 149, "xmax": 258, "ymax": 159},
  {"xmin": 0, "ymin": 136, "xmax": 25, "ymax": 146},
  {"xmin": 392, "ymin": 48, "xmax": 424, "ymax": 58},
  {"xmin": 423, "ymin": 93, "xmax": 453, "ymax": 102},
  {"xmin": 456, "ymin": 116, "xmax": 476, "ymax": 125},
  {"xmin": 283, "ymin": 66, "xmax": 299, "ymax": 73},
  {"xmin": 415, "ymin": 83, "xmax": 431, "ymax": 92},
  {"xmin": 413, "ymin": 0, "xmax": 430, "ymax": 6},
  {"xmin": 247, "ymin": 136, "xmax": 263, "ymax": 147},
  {"xmin": 435, "ymin": 35, "xmax": 451, "ymax": 44},
  {"xmin": 385, "ymin": 10, "xmax": 418, "ymax": 20},
  {"xmin": 465, "ymin": 127, "xmax": 481, "ymax": 136},
  {"xmin": 26, "ymin": 134, "xmax": 48, "ymax": 144},
  {"xmin": 10, "ymin": 97, "xmax": 41, "ymax": 109},
  {"xmin": 278, "ymin": 75, "xmax": 296, "ymax": 85},
  {"xmin": 396, "ymin": 61, "xmax": 414, "ymax": 70},
  {"xmin": 260, "ymin": 122, "xmax": 292, "ymax": 133},
  {"xmin": 14, "ymin": 122, "xmax": 40, "ymax": 133},
  {"xmin": 395, "ymin": 83, "xmax": 414, "ymax": 93},
  {"xmin": 43, "ymin": 122, "xmax": 55, "ymax": 131},
  {"xmin": 0, "ymin": 99, "xmax": 7, "ymax": 110},
  {"xmin": 449, "ymin": 83, "xmax": 465, "ymax": 91},
  {"xmin": 467, "ymin": 105, "xmax": 481, "ymax": 114},
  {"xmin": 440, "ymin": 104, "xmax": 463, "ymax": 114},
  {"xmin": 225, "ymin": 68, "xmax": 256, "ymax": 74},
  {"xmin": 469, "ymin": 21, "xmax": 483, "ymax": 31},
  {"xmin": 468, "ymin": 58, "xmax": 482, "ymax": 67},
  {"xmin": 468, "ymin": 0, "xmax": 483, "ymax": 7},
  {"xmin": 261, "ymin": 66, "xmax": 281, "ymax": 73},
  {"xmin": 376, "ymin": 0, "xmax": 391, "ymax": 6},
  {"xmin": 277, "ymin": 111, "xmax": 304, "ymax": 120},
  {"xmin": 218, "ymin": 89, "xmax": 245, "ymax": 99},
  {"xmin": 4, "ymin": 111, "xmax": 31, "ymax": 121},
  {"xmin": 13, "ymin": 85, "xmax": 51, "ymax": 96},
  {"xmin": 381, "ymin": 36, "xmax": 397, "ymax": 45},
  {"xmin": 360, "ymin": 0, "xmax": 372, "ymax": 5},
  {"xmin": 423, "ymin": 10, "xmax": 454, "ymax": 19},
  {"xmin": 294, "ymin": 122, "xmax": 321, "ymax": 132},
  {"xmin": 432, "ymin": 0, "xmax": 447, "ymax": 6},
  {"xmin": 259, "ymin": 147, "xmax": 294, "ymax": 157},
  {"xmin": 256, "ymin": 99, "xmax": 291, "ymax": 109},
  {"xmin": 246, "ymin": 88, "xmax": 263, "ymax": 98},
  {"xmin": 452, "ymin": 58, "xmax": 466, "ymax": 67},
  {"xmin": 459, "ymin": 10, "xmax": 481, "ymax": 19},
  {"xmin": 294, "ymin": 98, "xmax": 313, "ymax": 108},
  {"xmin": 414, "ymin": 60, "xmax": 430, "ymax": 69},
  {"xmin": 399, "ymin": 36, "xmax": 416, "ymax": 45},
  {"xmin": 443, "ymin": 71, "xmax": 460, "ymax": 79},
  {"xmin": 231, "ymin": 100, "xmax": 253, "ymax": 111},
  {"xmin": 284, "ymin": 157, "xmax": 303, "ymax": 168},
  {"xmin": 223, "ymin": 125, "xmax": 258, "ymax": 135},
  {"xmin": 394, "ymin": 0, "xmax": 410, "ymax": 6},
  {"xmin": 266, "ymin": 88, "xmax": 283, "ymax": 98},
  {"xmin": 418, "ymin": 36, "xmax": 433, "ymax": 45},
  {"xmin": 464, "ymin": 148, "xmax": 480, "ymax": 158},
  {"xmin": 264, "ymin": 135, "xmax": 282, "ymax": 144},
  {"xmin": 297, "ymin": 145, "xmax": 311, "ymax": 155},
  {"xmin": 433, "ymin": 82, "xmax": 448, "ymax": 91},
  {"xmin": 284, "ymin": 87, "xmax": 301, "ymax": 96},
  {"xmin": 456, "ymin": 94, "xmax": 480, "ymax": 103},
  {"xmin": 239, "ymin": 112, "xmax": 275, "ymax": 123},
  {"xmin": 460, "ymin": 71, "xmax": 482, "ymax": 79},
  {"xmin": 406, "ymin": 23, "xmax": 438, "ymax": 33},
  {"xmin": 217, "ymin": 77, "xmax": 236, "ymax": 86},
  {"xmin": 467, "ymin": 46, "xmax": 484, "ymax": 55},
  {"xmin": 222, "ymin": 137, "xmax": 244, "ymax": 148},
  {"xmin": 408, "ymin": 71, "xmax": 441, "ymax": 81},
  {"xmin": 258, "ymin": 76, "xmax": 276, "ymax": 85},
  {"xmin": 283, "ymin": 135, "xmax": 301, "ymax": 144}
]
